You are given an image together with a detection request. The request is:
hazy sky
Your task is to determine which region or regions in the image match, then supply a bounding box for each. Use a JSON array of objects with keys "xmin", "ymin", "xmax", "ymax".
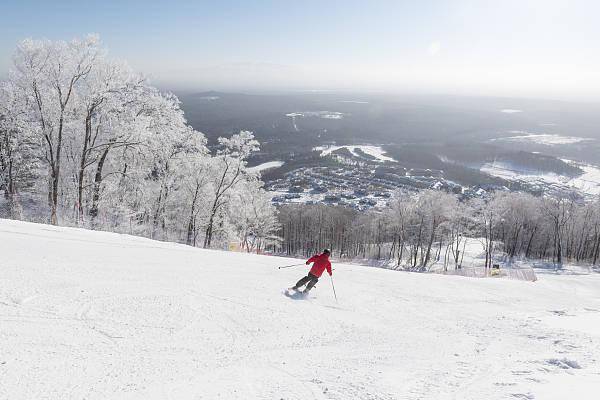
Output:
[{"xmin": 1, "ymin": 0, "xmax": 599, "ymax": 100}]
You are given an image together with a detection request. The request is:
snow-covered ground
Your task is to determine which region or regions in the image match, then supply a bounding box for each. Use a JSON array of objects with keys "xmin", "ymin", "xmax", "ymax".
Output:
[
  {"xmin": 481, "ymin": 160, "xmax": 600, "ymax": 196},
  {"xmin": 286, "ymin": 111, "xmax": 346, "ymax": 120},
  {"xmin": 427, "ymin": 238, "xmax": 538, "ymax": 281},
  {"xmin": 1, "ymin": 219, "xmax": 599, "ymax": 400},
  {"xmin": 314, "ymin": 145, "xmax": 396, "ymax": 163},
  {"xmin": 500, "ymin": 109, "xmax": 523, "ymax": 113},
  {"xmin": 492, "ymin": 131, "xmax": 593, "ymax": 146},
  {"xmin": 198, "ymin": 96, "xmax": 220, "ymax": 101},
  {"xmin": 247, "ymin": 161, "xmax": 285, "ymax": 173},
  {"xmin": 284, "ymin": 111, "xmax": 346, "ymax": 132}
]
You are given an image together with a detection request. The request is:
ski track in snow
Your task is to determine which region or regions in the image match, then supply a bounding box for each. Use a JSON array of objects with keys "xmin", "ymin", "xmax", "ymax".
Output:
[{"xmin": 1, "ymin": 219, "xmax": 599, "ymax": 399}]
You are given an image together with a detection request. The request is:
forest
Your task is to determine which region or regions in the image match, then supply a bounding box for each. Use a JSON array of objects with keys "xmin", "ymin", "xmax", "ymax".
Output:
[
  {"xmin": 276, "ymin": 190, "xmax": 600, "ymax": 268},
  {"xmin": 0, "ymin": 36, "xmax": 279, "ymax": 249}
]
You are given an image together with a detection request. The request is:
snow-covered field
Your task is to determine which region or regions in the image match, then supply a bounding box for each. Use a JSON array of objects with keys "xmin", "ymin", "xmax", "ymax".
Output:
[
  {"xmin": 492, "ymin": 131, "xmax": 593, "ymax": 146},
  {"xmin": 500, "ymin": 109, "xmax": 523, "ymax": 113},
  {"xmin": 285, "ymin": 111, "xmax": 346, "ymax": 120},
  {"xmin": 481, "ymin": 160, "xmax": 600, "ymax": 196},
  {"xmin": 285, "ymin": 111, "xmax": 346, "ymax": 132},
  {"xmin": 247, "ymin": 161, "xmax": 285, "ymax": 173},
  {"xmin": 314, "ymin": 145, "xmax": 396, "ymax": 163},
  {"xmin": 1, "ymin": 219, "xmax": 599, "ymax": 400},
  {"xmin": 198, "ymin": 96, "xmax": 220, "ymax": 101}
]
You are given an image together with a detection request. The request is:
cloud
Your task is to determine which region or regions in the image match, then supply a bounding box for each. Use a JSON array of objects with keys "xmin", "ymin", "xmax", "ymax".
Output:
[{"xmin": 428, "ymin": 41, "xmax": 441, "ymax": 56}]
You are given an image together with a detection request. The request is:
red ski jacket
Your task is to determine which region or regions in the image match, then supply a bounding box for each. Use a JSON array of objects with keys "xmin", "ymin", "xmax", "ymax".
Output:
[{"xmin": 306, "ymin": 253, "xmax": 332, "ymax": 278}]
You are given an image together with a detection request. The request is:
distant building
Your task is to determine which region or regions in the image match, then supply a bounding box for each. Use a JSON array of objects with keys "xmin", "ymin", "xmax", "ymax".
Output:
[
  {"xmin": 311, "ymin": 186, "xmax": 328, "ymax": 194},
  {"xmin": 324, "ymin": 194, "xmax": 341, "ymax": 202}
]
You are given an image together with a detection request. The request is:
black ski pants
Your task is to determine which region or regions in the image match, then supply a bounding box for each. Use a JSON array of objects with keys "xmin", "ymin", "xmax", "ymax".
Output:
[{"xmin": 294, "ymin": 273, "xmax": 319, "ymax": 291}]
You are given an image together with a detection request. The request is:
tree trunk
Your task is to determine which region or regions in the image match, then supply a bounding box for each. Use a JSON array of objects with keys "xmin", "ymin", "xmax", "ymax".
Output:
[
  {"xmin": 89, "ymin": 146, "xmax": 110, "ymax": 227},
  {"xmin": 186, "ymin": 183, "xmax": 200, "ymax": 246}
]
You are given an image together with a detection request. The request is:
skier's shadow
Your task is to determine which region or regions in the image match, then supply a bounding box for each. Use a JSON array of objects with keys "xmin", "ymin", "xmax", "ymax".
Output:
[{"xmin": 283, "ymin": 290, "xmax": 309, "ymax": 300}]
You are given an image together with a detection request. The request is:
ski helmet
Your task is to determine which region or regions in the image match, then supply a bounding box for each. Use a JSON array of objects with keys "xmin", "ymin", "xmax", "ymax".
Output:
[{"xmin": 323, "ymin": 248, "xmax": 331, "ymax": 255}]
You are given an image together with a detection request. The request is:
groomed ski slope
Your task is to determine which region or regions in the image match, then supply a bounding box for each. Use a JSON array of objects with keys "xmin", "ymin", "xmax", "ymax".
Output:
[{"xmin": 1, "ymin": 219, "xmax": 599, "ymax": 400}]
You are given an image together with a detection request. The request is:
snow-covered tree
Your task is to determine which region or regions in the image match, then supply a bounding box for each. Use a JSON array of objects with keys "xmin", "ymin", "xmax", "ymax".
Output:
[
  {"xmin": 203, "ymin": 131, "xmax": 259, "ymax": 248},
  {"xmin": 230, "ymin": 180, "xmax": 280, "ymax": 253},
  {"xmin": 491, "ymin": 192, "xmax": 541, "ymax": 261},
  {"xmin": 385, "ymin": 194, "xmax": 415, "ymax": 267},
  {"xmin": 10, "ymin": 35, "xmax": 101, "ymax": 224},
  {"xmin": 0, "ymin": 81, "xmax": 41, "ymax": 218},
  {"xmin": 1, "ymin": 34, "xmax": 277, "ymax": 251}
]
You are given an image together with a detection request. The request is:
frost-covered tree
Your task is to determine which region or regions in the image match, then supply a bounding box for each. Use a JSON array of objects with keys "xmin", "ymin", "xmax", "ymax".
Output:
[
  {"xmin": 442, "ymin": 199, "xmax": 474, "ymax": 270},
  {"xmin": 230, "ymin": 180, "xmax": 280, "ymax": 253},
  {"xmin": 178, "ymin": 150, "xmax": 211, "ymax": 246},
  {"xmin": 470, "ymin": 197, "xmax": 497, "ymax": 269},
  {"xmin": 203, "ymin": 131, "xmax": 259, "ymax": 248},
  {"xmin": 70, "ymin": 59, "xmax": 143, "ymax": 223},
  {"xmin": 0, "ymin": 81, "xmax": 41, "ymax": 218},
  {"xmin": 491, "ymin": 192, "xmax": 541, "ymax": 261},
  {"xmin": 276, "ymin": 190, "xmax": 600, "ymax": 267},
  {"xmin": 385, "ymin": 194, "xmax": 415, "ymax": 267},
  {"xmin": 541, "ymin": 195, "xmax": 575, "ymax": 265},
  {"xmin": 10, "ymin": 35, "xmax": 101, "ymax": 224},
  {"xmin": 406, "ymin": 190, "xmax": 457, "ymax": 269},
  {"xmin": 1, "ymin": 34, "xmax": 277, "ymax": 251}
]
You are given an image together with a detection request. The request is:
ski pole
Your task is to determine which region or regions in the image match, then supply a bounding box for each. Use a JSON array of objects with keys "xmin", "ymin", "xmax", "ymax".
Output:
[
  {"xmin": 277, "ymin": 263, "xmax": 304, "ymax": 270},
  {"xmin": 330, "ymin": 275, "xmax": 338, "ymax": 302}
]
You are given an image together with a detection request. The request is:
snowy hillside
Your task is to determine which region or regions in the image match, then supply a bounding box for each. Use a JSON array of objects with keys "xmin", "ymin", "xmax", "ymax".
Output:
[
  {"xmin": 481, "ymin": 159, "xmax": 600, "ymax": 197},
  {"xmin": 1, "ymin": 219, "xmax": 599, "ymax": 400}
]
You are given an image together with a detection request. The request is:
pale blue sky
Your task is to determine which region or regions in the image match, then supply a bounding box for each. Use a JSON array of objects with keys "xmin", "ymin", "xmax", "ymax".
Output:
[{"xmin": 1, "ymin": 0, "xmax": 599, "ymax": 99}]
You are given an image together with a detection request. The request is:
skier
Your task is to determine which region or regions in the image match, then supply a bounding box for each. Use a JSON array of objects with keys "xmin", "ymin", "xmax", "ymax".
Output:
[{"xmin": 290, "ymin": 249, "xmax": 332, "ymax": 294}]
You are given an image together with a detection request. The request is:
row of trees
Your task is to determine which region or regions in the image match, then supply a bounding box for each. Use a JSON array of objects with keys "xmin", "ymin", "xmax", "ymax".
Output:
[
  {"xmin": 0, "ymin": 35, "xmax": 279, "ymax": 249},
  {"xmin": 276, "ymin": 190, "xmax": 600, "ymax": 269}
]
